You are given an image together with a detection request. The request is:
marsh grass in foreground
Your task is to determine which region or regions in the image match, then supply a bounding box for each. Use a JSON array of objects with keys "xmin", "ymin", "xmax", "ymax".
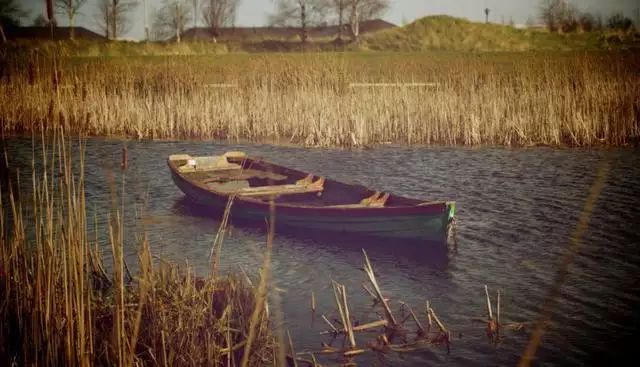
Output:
[
  {"xmin": 0, "ymin": 128, "xmax": 278, "ymax": 366},
  {"xmin": 0, "ymin": 51, "xmax": 639, "ymax": 147}
]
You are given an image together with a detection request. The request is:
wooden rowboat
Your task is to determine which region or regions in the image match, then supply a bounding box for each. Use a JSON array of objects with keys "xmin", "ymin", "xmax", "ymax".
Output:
[{"xmin": 167, "ymin": 151, "xmax": 456, "ymax": 243}]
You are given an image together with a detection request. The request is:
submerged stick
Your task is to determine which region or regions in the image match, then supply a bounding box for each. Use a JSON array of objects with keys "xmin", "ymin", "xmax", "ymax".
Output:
[{"xmin": 426, "ymin": 301, "xmax": 433, "ymax": 333}]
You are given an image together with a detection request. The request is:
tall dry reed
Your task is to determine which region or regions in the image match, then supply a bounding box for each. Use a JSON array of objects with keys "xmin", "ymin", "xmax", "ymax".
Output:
[
  {"xmin": 0, "ymin": 126, "xmax": 276, "ymax": 366},
  {"xmin": 0, "ymin": 52, "xmax": 638, "ymax": 147}
]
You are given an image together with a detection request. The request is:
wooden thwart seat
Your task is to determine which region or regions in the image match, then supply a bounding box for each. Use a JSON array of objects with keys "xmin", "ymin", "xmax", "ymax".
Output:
[
  {"xmin": 228, "ymin": 175, "xmax": 325, "ymax": 198},
  {"xmin": 174, "ymin": 152, "xmax": 246, "ymax": 173},
  {"xmin": 328, "ymin": 191, "xmax": 390, "ymax": 208},
  {"xmin": 201, "ymin": 170, "xmax": 288, "ymax": 184}
]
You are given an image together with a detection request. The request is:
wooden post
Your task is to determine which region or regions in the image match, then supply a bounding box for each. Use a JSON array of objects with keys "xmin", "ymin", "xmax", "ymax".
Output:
[
  {"xmin": 47, "ymin": 0, "xmax": 55, "ymax": 39},
  {"xmin": 112, "ymin": 0, "xmax": 119, "ymax": 40},
  {"xmin": 350, "ymin": 0, "xmax": 360, "ymax": 42},
  {"xmin": 175, "ymin": 3, "xmax": 182, "ymax": 43},
  {"xmin": 300, "ymin": 0, "xmax": 307, "ymax": 51},
  {"xmin": 144, "ymin": 0, "xmax": 150, "ymax": 41}
]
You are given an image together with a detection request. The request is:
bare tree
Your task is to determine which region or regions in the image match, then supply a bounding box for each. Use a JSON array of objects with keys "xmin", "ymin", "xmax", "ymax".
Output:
[
  {"xmin": 1, "ymin": 0, "xmax": 27, "ymax": 27},
  {"xmin": 33, "ymin": 13, "xmax": 49, "ymax": 26},
  {"xmin": 578, "ymin": 11, "xmax": 595, "ymax": 31},
  {"xmin": 525, "ymin": 15, "xmax": 536, "ymax": 28},
  {"xmin": 327, "ymin": 0, "xmax": 348, "ymax": 39},
  {"xmin": 1, "ymin": 0, "xmax": 29, "ymax": 42},
  {"xmin": 152, "ymin": 0, "xmax": 192, "ymax": 42},
  {"xmin": 607, "ymin": 12, "xmax": 634, "ymax": 31},
  {"xmin": 55, "ymin": 0, "xmax": 88, "ymax": 39},
  {"xmin": 347, "ymin": 0, "xmax": 388, "ymax": 42},
  {"xmin": 202, "ymin": 0, "xmax": 241, "ymax": 39},
  {"xmin": 94, "ymin": 0, "xmax": 138, "ymax": 39},
  {"xmin": 192, "ymin": 0, "xmax": 198, "ymax": 27},
  {"xmin": 268, "ymin": 0, "xmax": 328, "ymax": 47},
  {"xmin": 538, "ymin": 0, "xmax": 577, "ymax": 32}
]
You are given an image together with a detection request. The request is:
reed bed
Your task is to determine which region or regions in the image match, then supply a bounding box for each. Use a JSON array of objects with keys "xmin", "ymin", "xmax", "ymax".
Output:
[
  {"xmin": 1, "ymin": 51, "xmax": 639, "ymax": 147},
  {"xmin": 302, "ymin": 250, "xmax": 536, "ymax": 366},
  {"xmin": 0, "ymin": 128, "xmax": 276, "ymax": 366}
]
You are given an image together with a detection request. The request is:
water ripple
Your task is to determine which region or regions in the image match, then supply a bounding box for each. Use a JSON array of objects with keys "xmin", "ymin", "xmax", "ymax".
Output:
[{"xmin": 2, "ymin": 138, "xmax": 639, "ymax": 366}]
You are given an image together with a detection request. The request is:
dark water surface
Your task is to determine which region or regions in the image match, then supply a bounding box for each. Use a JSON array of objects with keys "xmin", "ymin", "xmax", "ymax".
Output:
[{"xmin": 2, "ymin": 137, "xmax": 639, "ymax": 366}]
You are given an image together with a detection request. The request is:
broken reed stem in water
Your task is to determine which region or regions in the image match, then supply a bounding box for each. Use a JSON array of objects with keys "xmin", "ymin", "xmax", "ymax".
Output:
[
  {"xmin": 311, "ymin": 290, "xmax": 315, "ymax": 314},
  {"xmin": 339, "ymin": 284, "xmax": 357, "ymax": 349},
  {"xmin": 311, "ymin": 290, "xmax": 316, "ymax": 325},
  {"xmin": 319, "ymin": 319, "xmax": 389, "ymax": 336},
  {"xmin": 399, "ymin": 302, "xmax": 426, "ymax": 337},
  {"xmin": 497, "ymin": 290, "xmax": 501, "ymax": 330},
  {"xmin": 321, "ymin": 314, "xmax": 339, "ymax": 334},
  {"xmin": 485, "ymin": 284, "xmax": 493, "ymax": 320},
  {"xmin": 287, "ymin": 330, "xmax": 298, "ymax": 367},
  {"xmin": 311, "ymin": 251, "xmax": 458, "ymax": 362},
  {"xmin": 361, "ymin": 249, "xmax": 397, "ymax": 328},
  {"xmin": 428, "ymin": 307, "xmax": 447, "ymax": 334},
  {"xmin": 519, "ymin": 156, "xmax": 611, "ymax": 367}
]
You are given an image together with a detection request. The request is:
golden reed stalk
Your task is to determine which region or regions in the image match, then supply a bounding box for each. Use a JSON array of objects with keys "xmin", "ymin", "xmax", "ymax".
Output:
[{"xmin": 1, "ymin": 52, "xmax": 638, "ymax": 148}]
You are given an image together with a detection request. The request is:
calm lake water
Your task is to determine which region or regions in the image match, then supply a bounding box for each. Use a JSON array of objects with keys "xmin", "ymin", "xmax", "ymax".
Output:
[{"xmin": 2, "ymin": 137, "xmax": 639, "ymax": 366}]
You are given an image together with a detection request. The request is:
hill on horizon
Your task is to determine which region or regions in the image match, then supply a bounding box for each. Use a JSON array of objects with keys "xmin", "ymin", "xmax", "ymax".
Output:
[{"xmin": 359, "ymin": 15, "xmax": 640, "ymax": 52}]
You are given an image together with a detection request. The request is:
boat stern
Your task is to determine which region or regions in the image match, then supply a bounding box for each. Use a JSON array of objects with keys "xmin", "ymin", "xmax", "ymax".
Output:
[
  {"xmin": 446, "ymin": 201, "xmax": 456, "ymax": 221},
  {"xmin": 445, "ymin": 201, "xmax": 456, "ymax": 241}
]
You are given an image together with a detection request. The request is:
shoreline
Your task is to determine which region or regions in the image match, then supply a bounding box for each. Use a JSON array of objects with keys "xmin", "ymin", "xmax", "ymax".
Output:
[{"xmin": 2, "ymin": 130, "xmax": 637, "ymax": 150}]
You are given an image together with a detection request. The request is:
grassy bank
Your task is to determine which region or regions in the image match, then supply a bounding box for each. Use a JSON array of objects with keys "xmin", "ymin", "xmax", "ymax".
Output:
[
  {"xmin": 361, "ymin": 15, "xmax": 640, "ymax": 52},
  {"xmin": 0, "ymin": 51, "xmax": 639, "ymax": 147},
  {"xmin": 0, "ymin": 129, "xmax": 278, "ymax": 365}
]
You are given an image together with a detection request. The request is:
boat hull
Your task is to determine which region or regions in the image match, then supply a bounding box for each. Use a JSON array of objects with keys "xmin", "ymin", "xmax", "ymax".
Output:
[{"xmin": 170, "ymin": 169, "xmax": 455, "ymax": 243}]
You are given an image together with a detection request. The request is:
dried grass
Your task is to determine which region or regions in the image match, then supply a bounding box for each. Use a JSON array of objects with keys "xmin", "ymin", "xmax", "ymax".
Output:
[
  {"xmin": 1, "ymin": 52, "xmax": 638, "ymax": 147},
  {"xmin": 0, "ymin": 127, "xmax": 276, "ymax": 366}
]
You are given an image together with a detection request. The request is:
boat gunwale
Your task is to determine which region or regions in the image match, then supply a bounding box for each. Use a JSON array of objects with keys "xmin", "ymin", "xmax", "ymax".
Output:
[{"xmin": 167, "ymin": 155, "xmax": 455, "ymax": 215}]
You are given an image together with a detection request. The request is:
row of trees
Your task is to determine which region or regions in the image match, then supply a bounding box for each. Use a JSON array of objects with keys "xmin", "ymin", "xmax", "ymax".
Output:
[
  {"xmin": 152, "ymin": 0, "xmax": 389, "ymax": 43},
  {"xmin": 267, "ymin": 0, "xmax": 388, "ymax": 43},
  {"xmin": 152, "ymin": 0, "xmax": 241, "ymax": 42},
  {"xmin": 2, "ymin": 0, "xmax": 637, "ymax": 43},
  {"xmin": 1, "ymin": 0, "xmax": 139, "ymax": 40},
  {"xmin": 1, "ymin": 0, "xmax": 388, "ymax": 42},
  {"xmin": 537, "ymin": 0, "xmax": 635, "ymax": 32}
]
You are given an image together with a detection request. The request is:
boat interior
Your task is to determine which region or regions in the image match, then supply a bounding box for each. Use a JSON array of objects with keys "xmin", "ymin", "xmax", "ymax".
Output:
[{"xmin": 169, "ymin": 152, "xmax": 430, "ymax": 208}]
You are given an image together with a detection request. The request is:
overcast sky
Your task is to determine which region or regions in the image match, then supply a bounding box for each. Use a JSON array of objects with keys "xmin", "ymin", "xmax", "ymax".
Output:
[{"xmin": 20, "ymin": 0, "xmax": 640, "ymax": 40}]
